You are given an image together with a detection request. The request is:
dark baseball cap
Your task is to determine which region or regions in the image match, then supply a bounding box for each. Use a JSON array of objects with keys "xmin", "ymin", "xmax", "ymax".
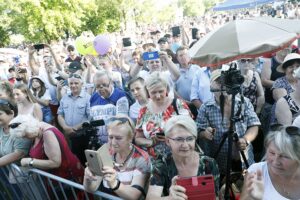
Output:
[
  {"xmin": 158, "ymin": 37, "xmax": 168, "ymax": 44},
  {"xmin": 68, "ymin": 61, "xmax": 83, "ymax": 72}
]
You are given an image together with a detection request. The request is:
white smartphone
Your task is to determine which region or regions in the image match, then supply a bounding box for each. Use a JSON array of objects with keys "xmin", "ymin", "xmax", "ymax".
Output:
[
  {"xmin": 97, "ymin": 143, "xmax": 114, "ymax": 168},
  {"xmin": 85, "ymin": 149, "xmax": 103, "ymax": 176}
]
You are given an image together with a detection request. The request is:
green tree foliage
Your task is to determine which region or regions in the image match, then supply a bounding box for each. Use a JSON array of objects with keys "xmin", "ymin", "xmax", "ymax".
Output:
[
  {"xmin": 0, "ymin": 0, "xmax": 122, "ymax": 43},
  {"xmin": 0, "ymin": 0, "xmax": 224, "ymax": 44},
  {"xmin": 178, "ymin": 0, "xmax": 205, "ymax": 17},
  {"xmin": 178, "ymin": 0, "xmax": 223, "ymax": 16}
]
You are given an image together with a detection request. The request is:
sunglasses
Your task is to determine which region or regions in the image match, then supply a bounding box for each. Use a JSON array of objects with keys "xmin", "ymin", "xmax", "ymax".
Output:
[
  {"xmin": 0, "ymin": 99, "xmax": 15, "ymax": 111},
  {"xmin": 168, "ymin": 136, "xmax": 196, "ymax": 144},
  {"xmin": 149, "ymin": 60, "xmax": 160, "ymax": 64},
  {"xmin": 8, "ymin": 122, "xmax": 21, "ymax": 129},
  {"xmin": 69, "ymin": 73, "xmax": 82, "ymax": 79},
  {"xmin": 107, "ymin": 117, "xmax": 134, "ymax": 130},
  {"xmin": 240, "ymin": 59, "xmax": 254, "ymax": 63},
  {"xmin": 270, "ymin": 124, "xmax": 300, "ymax": 137}
]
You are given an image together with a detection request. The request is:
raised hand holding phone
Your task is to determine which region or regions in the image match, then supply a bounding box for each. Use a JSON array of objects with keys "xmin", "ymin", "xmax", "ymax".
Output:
[{"xmin": 169, "ymin": 176, "xmax": 188, "ymax": 200}]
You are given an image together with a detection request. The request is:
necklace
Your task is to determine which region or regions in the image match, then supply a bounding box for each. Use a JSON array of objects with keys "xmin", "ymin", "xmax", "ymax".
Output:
[
  {"xmin": 113, "ymin": 145, "xmax": 133, "ymax": 168},
  {"xmin": 282, "ymin": 185, "xmax": 291, "ymax": 198}
]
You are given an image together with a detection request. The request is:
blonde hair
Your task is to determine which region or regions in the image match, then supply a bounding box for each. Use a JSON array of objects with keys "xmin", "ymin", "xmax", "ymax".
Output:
[
  {"xmin": 265, "ymin": 126, "xmax": 300, "ymax": 164},
  {"xmin": 145, "ymin": 71, "xmax": 169, "ymax": 92},
  {"xmin": 10, "ymin": 115, "xmax": 40, "ymax": 138},
  {"xmin": 106, "ymin": 115, "xmax": 135, "ymax": 139},
  {"xmin": 14, "ymin": 83, "xmax": 36, "ymax": 103},
  {"xmin": 164, "ymin": 115, "xmax": 197, "ymax": 138}
]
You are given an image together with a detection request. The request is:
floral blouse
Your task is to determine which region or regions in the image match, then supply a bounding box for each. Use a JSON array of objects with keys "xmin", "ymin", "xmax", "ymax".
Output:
[{"xmin": 135, "ymin": 98, "xmax": 191, "ymax": 158}]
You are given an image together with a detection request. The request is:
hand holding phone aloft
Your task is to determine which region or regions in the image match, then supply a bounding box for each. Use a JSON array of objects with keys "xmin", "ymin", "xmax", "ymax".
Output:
[{"xmin": 85, "ymin": 143, "xmax": 114, "ymax": 176}]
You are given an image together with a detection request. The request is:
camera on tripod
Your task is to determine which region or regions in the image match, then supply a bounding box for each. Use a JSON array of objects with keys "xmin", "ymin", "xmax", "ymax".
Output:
[
  {"xmin": 76, "ymin": 119, "xmax": 105, "ymax": 150},
  {"xmin": 220, "ymin": 64, "xmax": 244, "ymax": 94}
]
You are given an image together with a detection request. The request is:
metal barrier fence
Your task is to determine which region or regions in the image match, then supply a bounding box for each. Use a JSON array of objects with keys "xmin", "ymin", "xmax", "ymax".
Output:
[{"xmin": 0, "ymin": 164, "xmax": 122, "ymax": 200}]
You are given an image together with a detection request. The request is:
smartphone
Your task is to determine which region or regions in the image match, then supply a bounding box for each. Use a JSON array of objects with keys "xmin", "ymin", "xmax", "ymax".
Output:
[
  {"xmin": 122, "ymin": 37, "xmax": 132, "ymax": 47},
  {"xmin": 19, "ymin": 68, "xmax": 27, "ymax": 73},
  {"xmin": 33, "ymin": 44, "xmax": 44, "ymax": 50},
  {"xmin": 176, "ymin": 175, "xmax": 215, "ymax": 200},
  {"xmin": 192, "ymin": 28, "xmax": 198, "ymax": 40},
  {"xmin": 142, "ymin": 51, "xmax": 159, "ymax": 61},
  {"xmin": 171, "ymin": 26, "xmax": 180, "ymax": 37},
  {"xmin": 85, "ymin": 150, "xmax": 103, "ymax": 176},
  {"xmin": 97, "ymin": 143, "xmax": 114, "ymax": 168},
  {"xmin": 55, "ymin": 76, "xmax": 64, "ymax": 81}
]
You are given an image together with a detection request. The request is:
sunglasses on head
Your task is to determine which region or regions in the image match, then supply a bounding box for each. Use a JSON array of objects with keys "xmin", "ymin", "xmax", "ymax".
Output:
[
  {"xmin": 270, "ymin": 124, "xmax": 300, "ymax": 137},
  {"xmin": 107, "ymin": 117, "xmax": 134, "ymax": 129},
  {"xmin": 0, "ymin": 99, "xmax": 15, "ymax": 111},
  {"xmin": 8, "ymin": 122, "xmax": 21, "ymax": 129},
  {"xmin": 69, "ymin": 73, "xmax": 82, "ymax": 79}
]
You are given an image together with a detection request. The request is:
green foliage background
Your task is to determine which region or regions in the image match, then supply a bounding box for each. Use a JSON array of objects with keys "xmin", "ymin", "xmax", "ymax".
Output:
[{"xmin": 0, "ymin": 0, "xmax": 221, "ymax": 46}]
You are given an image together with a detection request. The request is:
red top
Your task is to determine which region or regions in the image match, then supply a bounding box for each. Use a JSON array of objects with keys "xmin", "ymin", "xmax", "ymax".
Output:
[{"xmin": 29, "ymin": 127, "xmax": 83, "ymax": 181}]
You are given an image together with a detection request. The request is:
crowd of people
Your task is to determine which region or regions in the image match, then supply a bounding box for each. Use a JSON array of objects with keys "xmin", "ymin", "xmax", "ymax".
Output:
[{"xmin": 1, "ymin": 1, "xmax": 300, "ymax": 200}]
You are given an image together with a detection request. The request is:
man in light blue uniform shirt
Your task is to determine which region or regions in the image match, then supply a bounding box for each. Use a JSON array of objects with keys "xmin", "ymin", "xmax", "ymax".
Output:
[{"xmin": 190, "ymin": 67, "xmax": 214, "ymax": 109}]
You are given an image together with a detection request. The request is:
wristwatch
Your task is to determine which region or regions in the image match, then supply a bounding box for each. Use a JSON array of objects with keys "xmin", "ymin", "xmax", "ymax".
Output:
[
  {"xmin": 111, "ymin": 180, "xmax": 121, "ymax": 191},
  {"xmin": 29, "ymin": 158, "xmax": 34, "ymax": 167}
]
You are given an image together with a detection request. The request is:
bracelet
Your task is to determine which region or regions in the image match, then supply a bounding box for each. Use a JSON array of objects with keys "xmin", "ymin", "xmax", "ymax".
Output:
[
  {"xmin": 29, "ymin": 158, "xmax": 34, "ymax": 167},
  {"xmin": 111, "ymin": 179, "xmax": 121, "ymax": 191}
]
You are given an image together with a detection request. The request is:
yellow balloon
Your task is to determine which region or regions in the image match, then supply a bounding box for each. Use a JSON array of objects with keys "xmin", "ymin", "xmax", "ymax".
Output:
[{"xmin": 75, "ymin": 36, "xmax": 98, "ymax": 56}]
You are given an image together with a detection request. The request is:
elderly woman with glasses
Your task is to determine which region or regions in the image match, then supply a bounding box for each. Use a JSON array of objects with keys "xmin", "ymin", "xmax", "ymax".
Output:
[
  {"xmin": 245, "ymin": 125, "xmax": 300, "ymax": 200},
  {"xmin": 84, "ymin": 115, "xmax": 151, "ymax": 200},
  {"xmin": 146, "ymin": 115, "xmax": 220, "ymax": 200},
  {"xmin": 9, "ymin": 115, "xmax": 84, "ymax": 182},
  {"xmin": 0, "ymin": 100, "xmax": 31, "ymax": 167},
  {"xmin": 135, "ymin": 71, "xmax": 191, "ymax": 160}
]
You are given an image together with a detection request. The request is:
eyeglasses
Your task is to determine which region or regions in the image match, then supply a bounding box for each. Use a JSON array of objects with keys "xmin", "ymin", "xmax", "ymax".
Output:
[
  {"xmin": 0, "ymin": 99, "xmax": 15, "ymax": 111},
  {"xmin": 149, "ymin": 60, "xmax": 160, "ymax": 64},
  {"xmin": 8, "ymin": 122, "xmax": 21, "ymax": 129},
  {"xmin": 95, "ymin": 81, "xmax": 111, "ymax": 88},
  {"xmin": 69, "ymin": 73, "xmax": 82, "ymax": 79},
  {"xmin": 270, "ymin": 124, "xmax": 300, "ymax": 137},
  {"xmin": 168, "ymin": 136, "xmax": 196, "ymax": 144},
  {"xmin": 240, "ymin": 59, "xmax": 254, "ymax": 63}
]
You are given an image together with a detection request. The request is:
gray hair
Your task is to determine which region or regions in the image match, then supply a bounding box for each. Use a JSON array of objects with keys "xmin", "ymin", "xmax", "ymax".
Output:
[
  {"xmin": 93, "ymin": 70, "xmax": 112, "ymax": 83},
  {"xmin": 145, "ymin": 71, "xmax": 169, "ymax": 92},
  {"xmin": 10, "ymin": 115, "xmax": 40, "ymax": 138},
  {"xmin": 265, "ymin": 126, "xmax": 300, "ymax": 164},
  {"xmin": 164, "ymin": 115, "xmax": 197, "ymax": 138}
]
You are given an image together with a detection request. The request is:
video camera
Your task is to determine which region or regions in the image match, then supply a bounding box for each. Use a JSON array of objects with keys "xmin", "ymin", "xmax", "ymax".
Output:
[
  {"xmin": 220, "ymin": 64, "xmax": 244, "ymax": 94},
  {"xmin": 76, "ymin": 119, "xmax": 105, "ymax": 150}
]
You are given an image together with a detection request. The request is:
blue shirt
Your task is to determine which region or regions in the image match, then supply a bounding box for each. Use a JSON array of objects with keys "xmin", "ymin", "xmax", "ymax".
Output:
[
  {"xmin": 175, "ymin": 64, "xmax": 201, "ymax": 101},
  {"xmin": 90, "ymin": 87, "xmax": 129, "ymax": 143},
  {"xmin": 57, "ymin": 90, "xmax": 90, "ymax": 127},
  {"xmin": 190, "ymin": 67, "xmax": 213, "ymax": 103},
  {"xmin": 196, "ymin": 96, "xmax": 261, "ymax": 174}
]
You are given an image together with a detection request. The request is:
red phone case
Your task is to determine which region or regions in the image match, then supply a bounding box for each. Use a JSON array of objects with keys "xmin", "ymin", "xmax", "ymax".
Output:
[{"xmin": 176, "ymin": 175, "xmax": 215, "ymax": 200}]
